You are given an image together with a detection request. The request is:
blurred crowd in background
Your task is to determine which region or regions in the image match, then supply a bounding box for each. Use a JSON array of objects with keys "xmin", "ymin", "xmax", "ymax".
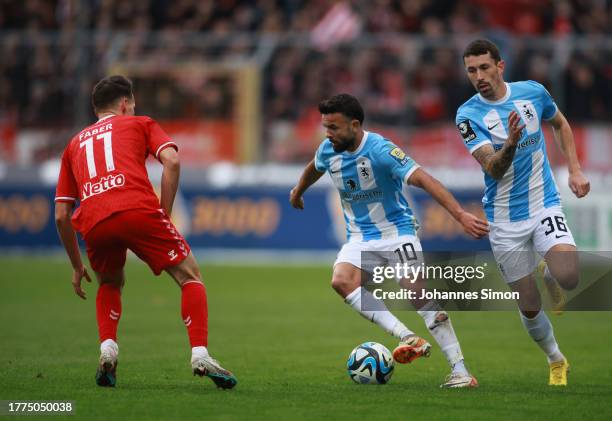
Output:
[
  {"xmin": 2, "ymin": 0, "xmax": 611, "ymax": 35},
  {"xmin": 0, "ymin": 0, "xmax": 611, "ymax": 163}
]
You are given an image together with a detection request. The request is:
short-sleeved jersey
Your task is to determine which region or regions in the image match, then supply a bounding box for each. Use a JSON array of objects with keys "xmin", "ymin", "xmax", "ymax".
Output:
[
  {"xmin": 315, "ymin": 131, "xmax": 420, "ymax": 242},
  {"xmin": 55, "ymin": 114, "xmax": 178, "ymax": 236},
  {"xmin": 456, "ymin": 81, "xmax": 561, "ymax": 223}
]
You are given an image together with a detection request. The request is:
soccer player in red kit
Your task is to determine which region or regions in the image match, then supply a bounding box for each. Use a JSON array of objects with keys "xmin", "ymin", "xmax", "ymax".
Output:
[{"xmin": 54, "ymin": 75, "xmax": 237, "ymax": 389}]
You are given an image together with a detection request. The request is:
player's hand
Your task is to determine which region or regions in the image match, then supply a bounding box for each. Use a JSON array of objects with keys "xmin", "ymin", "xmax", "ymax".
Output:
[
  {"xmin": 458, "ymin": 211, "xmax": 489, "ymax": 239},
  {"xmin": 568, "ymin": 170, "xmax": 590, "ymax": 198},
  {"xmin": 72, "ymin": 266, "xmax": 92, "ymax": 300},
  {"xmin": 289, "ymin": 187, "xmax": 304, "ymax": 210},
  {"xmin": 506, "ymin": 111, "xmax": 526, "ymax": 147}
]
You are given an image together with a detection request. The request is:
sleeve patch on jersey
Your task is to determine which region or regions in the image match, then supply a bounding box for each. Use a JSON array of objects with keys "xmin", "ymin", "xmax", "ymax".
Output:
[
  {"xmin": 457, "ymin": 120, "xmax": 477, "ymax": 142},
  {"xmin": 389, "ymin": 147, "xmax": 409, "ymax": 166}
]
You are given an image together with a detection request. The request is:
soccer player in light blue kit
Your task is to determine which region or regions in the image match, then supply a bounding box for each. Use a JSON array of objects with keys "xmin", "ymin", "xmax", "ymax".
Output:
[
  {"xmin": 290, "ymin": 94, "xmax": 489, "ymax": 388},
  {"xmin": 456, "ymin": 40, "xmax": 590, "ymax": 386}
]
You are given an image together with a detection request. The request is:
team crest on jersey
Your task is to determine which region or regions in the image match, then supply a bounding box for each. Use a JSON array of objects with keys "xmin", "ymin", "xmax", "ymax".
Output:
[
  {"xmin": 520, "ymin": 103, "xmax": 536, "ymax": 121},
  {"xmin": 389, "ymin": 147, "xmax": 409, "ymax": 166},
  {"xmin": 346, "ymin": 179, "xmax": 357, "ymax": 191},
  {"xmin": 360, "ymin": 166, "xmax": 370, "ymax": 179},
  {"xmin": 356, "ymin": 157, "xmax": 377, "ymax": 190},
  {"xmin": 457, "ymin": 120, "xmax": 477, "ymax": 142}
]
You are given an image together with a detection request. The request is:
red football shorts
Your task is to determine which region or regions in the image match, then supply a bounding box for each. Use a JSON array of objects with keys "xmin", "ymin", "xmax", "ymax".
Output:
[{"xmin": 84, "ymin": 208, "xmax": 191, "ymax": 275}]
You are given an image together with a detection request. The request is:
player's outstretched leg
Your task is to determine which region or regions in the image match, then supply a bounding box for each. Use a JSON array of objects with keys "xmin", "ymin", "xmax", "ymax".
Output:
[
  {"xmin": 397, "ymin": 276, "xmax": 477, "ymax": 387},
  {"xmin": 182, "ymin": 281, "xmax": 237, "ymax": 389},
  {"xmin": 333, "ymin": 263, "xmax": 432, "ymax": 364},
  {"xmin": 520, "ymin": 310, "xmax": 569, "ymax": 386},
  {"xmin": 94, "ymin": 271, "xmax": 123, "ymax": 387},
  {"xmin": 166, "ymin": 253, "xmax": 237, "ymax": 390},
  {"xmin": 418, "ymin": 307, "xmax": 477, "ymax": 388},
  {"xmin": 510, "ymin": 275, "xmax": 568, "ymax": 386}
]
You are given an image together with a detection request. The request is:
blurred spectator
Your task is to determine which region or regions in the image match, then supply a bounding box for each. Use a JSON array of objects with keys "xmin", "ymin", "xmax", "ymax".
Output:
[
  {"xmin": 0, "ymin": 0, "xmax": 610, "ymax": 164},
  {"xmin": 563, "ymin": 54, "xmax": 608, "ymax": 121}
]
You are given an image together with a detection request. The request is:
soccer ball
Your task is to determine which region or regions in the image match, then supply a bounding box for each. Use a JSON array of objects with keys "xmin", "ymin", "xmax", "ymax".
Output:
[{"xmin": 347, "ymin": 342, "xmax": 394, "ymax": 384}]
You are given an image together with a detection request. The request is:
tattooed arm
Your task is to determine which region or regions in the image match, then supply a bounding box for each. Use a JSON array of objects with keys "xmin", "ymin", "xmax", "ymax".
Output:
[
  {"xmin": 472, "ymin": 111, "xmax": 525, "ymax": 180},
  {"xmin": 473, "ymin": 143, "xmax": 516, "ymax": 180}
]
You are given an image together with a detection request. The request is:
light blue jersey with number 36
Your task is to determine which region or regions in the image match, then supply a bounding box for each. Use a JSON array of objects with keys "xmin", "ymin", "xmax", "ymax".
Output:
[{"xmin": 314, "ymin": 131, "xmax": 419, "ymax": 242}]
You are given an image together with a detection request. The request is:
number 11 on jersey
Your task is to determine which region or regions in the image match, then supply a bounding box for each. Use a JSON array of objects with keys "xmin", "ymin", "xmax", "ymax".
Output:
[{"xmin": 80, "ymin": 132, "xmax": 115, "ymax": 179}]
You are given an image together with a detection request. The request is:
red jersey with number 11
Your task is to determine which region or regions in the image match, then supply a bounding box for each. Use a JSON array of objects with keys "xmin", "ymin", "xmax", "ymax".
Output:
[{"xmin": 55, "ymin": 115, "xmax": 178, "ymax": 236}]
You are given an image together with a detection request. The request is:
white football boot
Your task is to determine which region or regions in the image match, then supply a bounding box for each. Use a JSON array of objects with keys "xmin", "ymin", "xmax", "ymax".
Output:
[
  {"xmin": 96, "ymin": 339, "xmax": 118, "ymax": 387},
  {"xmin": 191, "ymin": 353, "xmax": 237, "ymax": 390}
]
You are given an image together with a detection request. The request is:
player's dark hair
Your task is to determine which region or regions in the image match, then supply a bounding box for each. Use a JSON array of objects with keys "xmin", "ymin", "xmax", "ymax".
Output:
[
  {"xmin": 91, "ymin": 75, "xmax": 134, "ymax": 111},
  {"xmin": 318, "ymin": 94, "xmax": 364, "ymax": 125},
  {"xmin": 463, "ymin": 39, "xmax": 502, "ymax": 63}
]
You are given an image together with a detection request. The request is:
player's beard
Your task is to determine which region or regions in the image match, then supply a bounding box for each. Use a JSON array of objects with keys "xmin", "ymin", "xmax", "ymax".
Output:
[{"xmin": 331, "ymin": 133, "xmax": 356, "ymax": 153}]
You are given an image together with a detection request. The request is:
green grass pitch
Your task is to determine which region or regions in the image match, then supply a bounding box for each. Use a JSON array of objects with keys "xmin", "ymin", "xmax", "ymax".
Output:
[{"xmin": 1, "ymin": 257, "xmax": 611, "ymax": 420}]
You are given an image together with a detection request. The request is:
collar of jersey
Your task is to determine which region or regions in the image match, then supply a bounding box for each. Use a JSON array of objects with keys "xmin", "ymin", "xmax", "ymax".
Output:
[
  {"xmin": 478, "ymin": 82, "xmax": 511, "ymax": 105},
  {"xmin": 344, "ymin": 130, "xmax": 368, "ymax": 155},
  {"xmin": 96, "ymin": 114, "xmax": 116, "ymax": 123}
]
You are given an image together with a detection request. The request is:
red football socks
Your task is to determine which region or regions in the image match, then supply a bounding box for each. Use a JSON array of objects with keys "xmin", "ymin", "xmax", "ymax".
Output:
[
  {"xmin": 96, "ymin": 283, "xmax": 122, "ymax": 342},
  {"xmin": 181, "ymin": 281, "xmax": 208, "ymax": 347}
]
